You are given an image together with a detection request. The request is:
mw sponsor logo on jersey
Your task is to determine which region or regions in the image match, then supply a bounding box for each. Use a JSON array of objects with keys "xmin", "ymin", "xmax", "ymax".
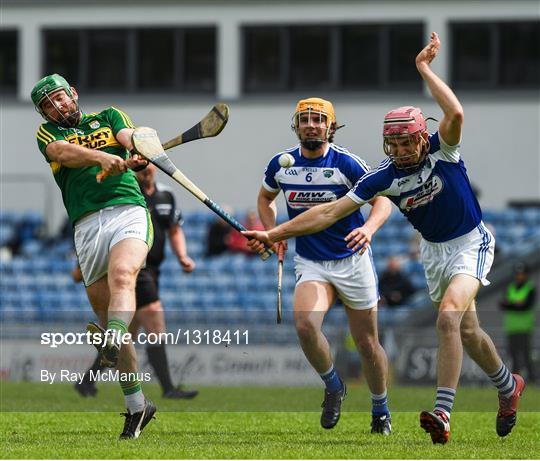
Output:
[
  {"xmin": 399, "ymin": 175, "xmax": 444, "ymax": 211},
  {"xmin": 66, "ymin": 128, "xmax": 120, "ymax": 150},
  {"xmin": 287, "ymin": 190, "xmax": 337, "ymax": 209}
]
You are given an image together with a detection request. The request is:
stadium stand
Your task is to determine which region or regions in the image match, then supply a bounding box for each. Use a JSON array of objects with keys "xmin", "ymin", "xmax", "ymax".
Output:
[{"xmin": 1, "ymin": 208, "xmax": 539, "ymax": 331}]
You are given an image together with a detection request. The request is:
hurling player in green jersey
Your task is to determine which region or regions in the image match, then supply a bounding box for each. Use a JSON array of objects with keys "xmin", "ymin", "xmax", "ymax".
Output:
[{"xmin": 32, "ymin": 74, "xmax": 155, "ymax": 439}]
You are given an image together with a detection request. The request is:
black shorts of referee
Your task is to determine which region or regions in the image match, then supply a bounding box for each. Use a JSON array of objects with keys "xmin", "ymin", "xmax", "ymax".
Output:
[{"xmin": 135, "ymin": 266, "xmax": 160, "ymax": 309}]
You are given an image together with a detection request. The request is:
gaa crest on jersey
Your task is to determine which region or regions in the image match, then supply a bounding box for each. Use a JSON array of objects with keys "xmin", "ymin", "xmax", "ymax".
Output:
[
  {"xmin": 399, "ymin": 175, "xmax": 444, "ymax": 211},
  {"xmin": 284, "ymin": 169, "xmax": 299, "ymax": 176},
  {"xmin": 323, "ymin": 169, "xmax": 334, "ymax": 178},
  {"xmin": 287, "ymin": 190, "xmax": 337, "ymax": 209},
  {"xmin": 89, "ymin": 120, "xmax": 100, "ymax": 129}
]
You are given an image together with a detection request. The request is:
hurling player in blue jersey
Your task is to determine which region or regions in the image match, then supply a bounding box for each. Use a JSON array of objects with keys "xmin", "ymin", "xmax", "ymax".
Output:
[
  {"xmin": 245, "ymin": 33, "xmax": 525, "ymax": 445},
  {"xmin": 257, "ymin": 97, "xmax": 393, "ymax": 434}
]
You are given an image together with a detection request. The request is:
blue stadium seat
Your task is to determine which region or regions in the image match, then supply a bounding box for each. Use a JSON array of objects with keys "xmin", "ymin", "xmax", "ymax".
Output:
[
  {"xmin": 49, "ymin": 240, "xmax": 74, "ymax": 257},
  {"xmin": 521, "ymin": 207, "xmax": 540, "ymax": 226},
  {"xmin": 212, "ymin": 274, "xmax": 234, "ymax": 291},
  {"xmin": 220, "ymin": 291, "xmax": 239, "ymax": 307},
  {"xmin": 3, "ymin": 207, "xmax": 537, "ymax": 326},
  {"xmin": 0, "ymin": 223, "xmax": 15, "ymax": 246},
  {"xmin": 160, "ymin": 291, "xmax": 180, "ymax": 308},
  {"xmin": 49, "ymin": 259, "xmax": 73, "ymax": 273},
  {"xmin": 20, "ymin": 240, "xmax": 43, "ymax": 257},
  {"xmin": 177, "ymin": 291, "xmax": 199, "ymax": 309},
  {"xmin": 11, "ymin": 258, "xmax": 41, "ymax": 275},
  {"xmin": 2, "ymin": 292, "xmax": 20, "ymax": 308},
  {"xmin": 0, "ymin": 273, "xmax": 17, "ymax": 291},
  {"xmin": 403, "ymin": 260, "xmax": 424, "ymax": 275},
  {"xmin": 186, "ymin": 240, "xmax": 205, "ymax": 257},
  {"xmin": 411, "ymin": 273, "xmax": 427, "ymax": 290},
  {"xmin": 482, "ymin": 209, "xmax": 498, "ymax": 223},
  {"xmin": 0, "ymin": 210, "xmax": 19, "ymax": 225},
  {"xmin": 282, "ymin": 275, "xmax": 296, "ymax": 291},
  {"xmin": 205, "ymin": 256, "xmax": 229, "ymax": 272}
]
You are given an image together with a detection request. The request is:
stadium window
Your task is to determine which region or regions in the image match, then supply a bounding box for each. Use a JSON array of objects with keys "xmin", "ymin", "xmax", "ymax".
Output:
[
  {"xmin": 183, "ymin": 28, "xmax": 216, "ymax": 92},
  {"xmin": 137, "ymin": 29, "xmax": 175, "ymax": 89},
  {"xmin": 499, "ymin": 22, "xmax": 539, "ymax": 88},
  {"xmin": 290, "ymin": 26, "xmax": 332, "ymax": 89},
  {"xmin": 451, "ymin": 23, "xmax": 494, "ymax": 87},
  {"xmin": 243, "ymin": 27, "xmax": 284, "ymax": 91},
  {"xmin": 451, "ymin": 21, "xmax": 540, "ymax": 89},
  {"xmin": 44, "ymin": 30, "xmax": 81, "ymax": 86},
  {"xmin": 43, "ymin": 27, "xmax": 217, "ymax": 94},
  {"xmin": 87, "ymin": 29, "xmax": 128, "ymax": 90},
  {"xmin": 341, "ymin": 23, "xmax": 423, "ymax": 89},
  {"xmin": 243, "ymin": 23, "xmax": 423, "ymax": 93},
  {"xmin": 341, "ymin": 25, "xmax": 381, "ymax": 88},
  {"xmin": 0, "ymin": 30, "xmax": 18, "ymax": 94},
  {"xmin": 388, "ymin": 24, "xmax": 424, "ymax": 87}
]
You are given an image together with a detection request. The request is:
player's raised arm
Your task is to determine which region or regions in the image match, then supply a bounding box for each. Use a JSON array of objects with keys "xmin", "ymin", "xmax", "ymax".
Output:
[{"xmin": 416, "ymin": 32, "xmax": 463, "ymax": 146}]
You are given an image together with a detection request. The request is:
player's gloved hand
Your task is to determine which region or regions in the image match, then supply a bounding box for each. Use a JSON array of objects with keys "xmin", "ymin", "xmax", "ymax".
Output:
[
  {"xmin": 179, "ymin": 255, "xmax": 196, "ymax": 273},
  {"xmin": 344, "ymin": 225, "xmax": 373, "ymax": 254},
  {"xmin": 127, "ymin": 149, "xmax": 149, "ymax": 172}
]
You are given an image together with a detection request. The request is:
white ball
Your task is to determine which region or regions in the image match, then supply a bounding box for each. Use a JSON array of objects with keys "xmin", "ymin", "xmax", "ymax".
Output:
[{"xmin": 278, "ymin": 153, "xmax": 295, "ymax": 169}]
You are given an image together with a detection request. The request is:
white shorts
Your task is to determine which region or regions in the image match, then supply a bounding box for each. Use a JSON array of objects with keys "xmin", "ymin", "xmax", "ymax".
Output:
[
  {"xmin": 420, "ymin": 222, "xmax": 495, "ymax": 303},
  {"xmin": 294, "ymin": 250, "xmax": 379, "ymax": 310},
  {"xmin": 74, "ymin": 204, "xmax": 153, "ymax": 286}
]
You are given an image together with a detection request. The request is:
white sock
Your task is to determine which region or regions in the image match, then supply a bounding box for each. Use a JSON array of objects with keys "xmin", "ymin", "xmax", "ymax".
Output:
[{"xmin": 125, "ymin": 390, "xmax": 145, "ymax": 414}]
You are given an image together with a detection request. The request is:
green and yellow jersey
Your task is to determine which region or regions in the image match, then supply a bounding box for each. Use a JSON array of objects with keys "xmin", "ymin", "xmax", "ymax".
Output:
[{"xmin": 36, "ymin": 107, "xmax": 146, "ymax": 225}]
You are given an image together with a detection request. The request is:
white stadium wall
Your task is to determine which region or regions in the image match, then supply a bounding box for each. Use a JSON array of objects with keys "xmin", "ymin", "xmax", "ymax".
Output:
[{"xmin": 1, "ymin": 0, "xmax": 539, "ymax": 233}]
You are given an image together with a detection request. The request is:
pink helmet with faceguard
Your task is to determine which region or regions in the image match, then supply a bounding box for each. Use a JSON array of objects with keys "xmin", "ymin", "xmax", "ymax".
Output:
[
  {"xmin": 383, "ymin": 106, "xmax": 426, "ymax": 139},
  {"xmin": 383, "ymin": 106, "xmax": 429, "ymax": 171}
]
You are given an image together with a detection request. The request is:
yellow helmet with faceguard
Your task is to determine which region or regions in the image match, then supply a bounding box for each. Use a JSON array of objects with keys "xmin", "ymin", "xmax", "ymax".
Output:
[
  {"xmin": 292, "ymin": 97, "xmax": 337, "ymax": 148},
  {"xmin": 294, "ymin": 98, "xmax": 336, "ymax": 126}
]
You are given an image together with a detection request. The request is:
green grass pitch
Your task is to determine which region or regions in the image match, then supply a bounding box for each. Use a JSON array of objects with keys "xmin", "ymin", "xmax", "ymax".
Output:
[{"xmin": 1, "ymin": 382, "xmax": 538, "ymax": 459}]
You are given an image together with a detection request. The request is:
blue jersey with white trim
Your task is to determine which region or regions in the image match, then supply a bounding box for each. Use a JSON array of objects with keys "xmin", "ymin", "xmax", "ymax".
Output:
[
  {"xmin": 347, "ymin": 132, "xmax": 482, "ymax": 243},
  {"xmin": 263, "ymin": 144, "xmax": 370, "ymax": 260}
]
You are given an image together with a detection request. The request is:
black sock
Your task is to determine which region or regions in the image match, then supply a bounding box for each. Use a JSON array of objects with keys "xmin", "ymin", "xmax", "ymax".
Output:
[
  {"xmin": 84, "ymin": 355, "xmax": 104, "ymax": 384},
  {"xmin": 146, "ymin": 344, "xmax": 174, "ymax": 393}
]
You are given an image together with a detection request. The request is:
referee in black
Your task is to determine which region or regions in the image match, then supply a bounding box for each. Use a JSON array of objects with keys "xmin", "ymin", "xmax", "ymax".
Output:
[{"xmin": 76, "ymin": 163, "xmax": 198, "ymax": 399}]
